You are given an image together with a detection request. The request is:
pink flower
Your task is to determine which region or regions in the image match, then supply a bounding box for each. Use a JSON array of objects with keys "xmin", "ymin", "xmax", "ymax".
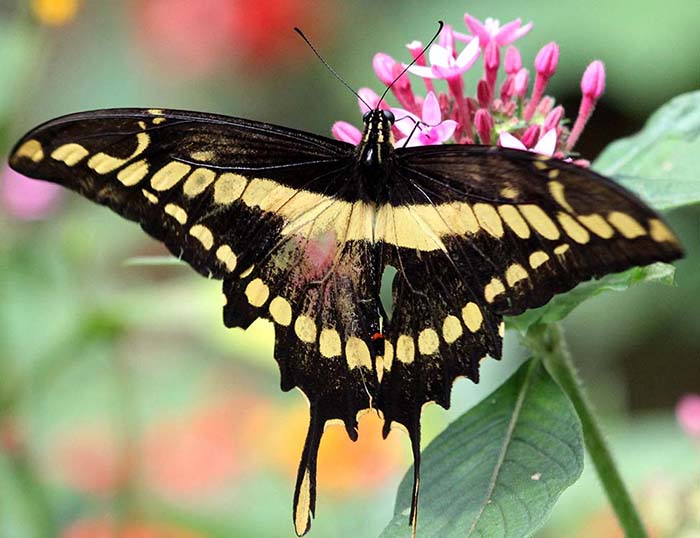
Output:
[
  {"xmin": 393, "ymin": 91, "xmax": 457, "ymax": 147},
  {"xmin": 1, "ymin": 164, "xmax": 61, "ymax": 220},
  {"xmin": 676, "ymin": 394, "xmax": 700, "ymax": 439},
  {"xmin": 460, "ymin": 15, "xmax": 532, "ymax": 48},
  {"xmin": 499, "ymin": 128, "xmax": 558, "ymax": 156},
  {"xmin": 406, "ymin": 38, "xmax": 480, "ymax": 80}
]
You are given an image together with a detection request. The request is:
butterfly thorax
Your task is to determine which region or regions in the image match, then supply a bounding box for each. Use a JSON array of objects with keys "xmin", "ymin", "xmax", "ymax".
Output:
[{"xmin": 356, "ymin": 109, "xmax": 395, "ymax": 203}]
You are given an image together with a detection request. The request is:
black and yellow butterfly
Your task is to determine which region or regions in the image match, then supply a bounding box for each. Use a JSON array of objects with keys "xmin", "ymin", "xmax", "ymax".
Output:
[{"xmin": 9, "ymin": 105, "xmax": 682, "ymax": 536}]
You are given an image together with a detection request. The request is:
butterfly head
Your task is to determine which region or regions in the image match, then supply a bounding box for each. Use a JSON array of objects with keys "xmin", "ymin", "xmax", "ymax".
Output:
[{"xmin": 358, "ymin": 109, "xmax": 395, "ymax": 173}]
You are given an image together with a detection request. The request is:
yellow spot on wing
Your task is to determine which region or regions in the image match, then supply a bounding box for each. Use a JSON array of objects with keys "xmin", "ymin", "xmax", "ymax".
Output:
[
  {"xmin": 529, "ymin": 251, "xmax": 550, "ymax": 268},
  {"xmin": 484, "ymin": 277, "xmax": 506, "ymax": 303},
  {"xmin": 442, "ymin": 315, "xmax": 463, "ymax": 344},
  {"xmin": 215, "ymin": 245, "xmax": 237, "ymax": 272},
  {"xmin": 498, "ymin": 205, "xmax": 530, "ymax": 238},
  {"xmin": 505, "ymin": 263, "xmax": 528, "ymax": 287},
  {"xmin": 461, "ymin": 302, "xmax": 483, "ymax": 332},
  {"xmin": 88, "ymin": 132, "xmax": 150, "ymax": 174},
  {"xmin": 382, "ymin": 340, "xmax": 394, "ymax": 371},
  {"xmin": 553, "ymin": 244, "xmax": 570, "ymax": 255},
  {"xmin": 558, "ymin": 212, "xmax": 590, "ymax": 244},
  {"xmin": 500, "ymin": 186, "xmax": 519, "ymax": 199},
  {"xmin": 164, "ymin": 203, "xmax": 188, "ymax": 224},
  {"xmin": 648, "ymin": 218, "xmax": 676, "ymax": 243},
  {"xmin": 152, "ymin": 117, "xmax": 166, "ymax": 125},
  {"xmin": 117, "ymin": 160, "xmax": 149, "ymax": 186},
  {"xmin": 294, "ymin": 315, "xmax": 316, "ymax": 343},
  {"xmin": 346, "ymin": 337, "xmax": 371, "ymax": 369},
  {"xmin": 214, "ymin": 173, "xmax": 247, "ymax": 204},
  {"xmin": 269, "ymin": 297, "xmax": 292, "ymax": 326},
  {"xmin": 14, "ymin": 139, "xmax": 44, "ymax": 162},
  {"xmin": 245, "ymin": 278, "xmax": 269, "ymax": 307},
  {"xmin": 51, "ymin": 143, "xmax": 88, "ymax": 166},
  {"xmin": 548, "ymin": 181, "xmax": 573, "ymax": 212},
  {"xmin": 520, "ymin": 204, "xmax": 560, "ymax": 240},
  {"xmin": 141, "ymin": 189, "xmax": 158, "ymax": 204},
  {"xmin": 578, "ymin": 214, "xmax": 614, "ymax": 238},
  {"xmin": 148, "ymin": 109, "xmax": 164, "ymax": 115},
  {"xmin": 190, "ymin": 150, "xmax": 215, "ymax": 162},
  {"xmin": 239, "ymin": 265, "xmax": 255, "ymax": 278},
  {"xmin": 533, "ymin": 160, "xmax": 549, "ymax": 170},
  {"xmin": 473, "ymin": 203, "xmax": 504, "ymax": 238},
  {"xmin": 319, "ymin": 329, "xmax": 342, "ymax": 358},
  {"xmin": 418, "ymin": 328, "xmax": 440, "ymax": 355},
  {"xmin": 189, "ymin": 224, "xmax": 214, "ymax": 250},
  {"xmin": 183, "ymin": 168, "xmax": 216, "ymax": 197},
  {"xmin": 607, "ymin": 211, "xmax": 646, "ymax": 239},
  {"xmin": 151, "ymin": 162, "xmax": 192, "ymax": 191},
  {"xmin": 396, "ymin": 335, "xmax": 415, "ymax": 364}
]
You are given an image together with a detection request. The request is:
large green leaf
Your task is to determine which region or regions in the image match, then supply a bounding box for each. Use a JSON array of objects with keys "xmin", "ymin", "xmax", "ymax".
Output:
[
  {"xmin": 380, "ymin": 359, "xmax": 583, "ymax": 538},
  {"xmin": 595, "ymin": 91, "xmax": 700, "ymax": 210}
]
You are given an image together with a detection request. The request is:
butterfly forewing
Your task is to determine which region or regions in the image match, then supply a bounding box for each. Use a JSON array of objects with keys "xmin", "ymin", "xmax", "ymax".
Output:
[{"xmin": 10, "ymin": 107, "xmax": 683, "ymax": 536}]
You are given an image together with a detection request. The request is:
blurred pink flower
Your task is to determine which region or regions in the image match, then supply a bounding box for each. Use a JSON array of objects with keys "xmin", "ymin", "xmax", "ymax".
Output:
[
  {"xmin": 676, "ymin": 394, "xmax": 700, "ymax": 438},
  {"xmin": 1, "ymin": 164, "xmax": 61, "ymax": 220}
]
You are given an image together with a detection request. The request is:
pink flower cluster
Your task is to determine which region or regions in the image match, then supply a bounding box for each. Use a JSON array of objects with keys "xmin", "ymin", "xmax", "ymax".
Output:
[{"xmin": 333, "ymin": 14, "xmax": 606, "ymax": 162}]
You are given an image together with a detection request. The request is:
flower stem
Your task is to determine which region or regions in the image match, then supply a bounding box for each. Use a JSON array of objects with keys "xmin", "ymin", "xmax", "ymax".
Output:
[{"xmin": 526, "ymin": 323, "xmax": 648, "ymax": 538}]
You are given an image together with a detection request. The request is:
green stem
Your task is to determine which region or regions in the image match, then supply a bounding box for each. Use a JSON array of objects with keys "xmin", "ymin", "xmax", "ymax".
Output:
[{"xmin": 526, "ymin": 323, "xmax": 648, "ymax": 538}]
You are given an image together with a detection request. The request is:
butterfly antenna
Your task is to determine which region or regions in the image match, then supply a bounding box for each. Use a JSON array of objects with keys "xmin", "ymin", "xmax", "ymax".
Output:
[
  {"xmin": 378, "ymin": 20, "xmax": 444, "ymax": 108},
  {"xmin": 294, "ymin": 27, "xmax": 372, "ymax": 111}
]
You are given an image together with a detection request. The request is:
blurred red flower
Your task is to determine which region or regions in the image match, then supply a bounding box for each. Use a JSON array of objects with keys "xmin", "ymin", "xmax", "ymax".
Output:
[
  {"xmin": 50, "ymin": 426, "xmax": 130, "ymax": 496},
  {"xmin": 141, "ymin": 393, "xmax": 272, "ymax": 499},
  {"xmin": 131, "ymin": 0, "xmax": 340, "ymax": 77}
]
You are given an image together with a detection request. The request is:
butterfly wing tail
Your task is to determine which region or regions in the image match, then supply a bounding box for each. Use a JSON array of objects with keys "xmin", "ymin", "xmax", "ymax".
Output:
[{"xmin": 293, "ymin": 405, "xmax": 322, "ymax": 536}]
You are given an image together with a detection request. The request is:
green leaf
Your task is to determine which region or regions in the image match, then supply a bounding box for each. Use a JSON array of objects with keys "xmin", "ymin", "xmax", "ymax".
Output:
[
  {"xmin": 595, "ymin": 91, "xmax": 700, "ymax": 210},
  {"xmin": 380, "ymin": 359, "xmax": 583, "ymax": 538},
  {"xmin": 508, "ymin": 262, "xmax": 675, "ymax": 332}
]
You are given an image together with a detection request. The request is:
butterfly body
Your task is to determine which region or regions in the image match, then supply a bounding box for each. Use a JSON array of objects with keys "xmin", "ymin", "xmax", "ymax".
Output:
[{"xmin": 9, "ymin": 107, "xmax": 683, "ymax": 536}]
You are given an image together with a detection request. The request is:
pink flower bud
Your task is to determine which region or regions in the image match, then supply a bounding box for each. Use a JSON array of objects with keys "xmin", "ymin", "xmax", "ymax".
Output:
[
  {"xmin": 677, "ymin": 394, "xmax": 700, "ymax": 438},
  {"xmin": 581, "ymin": 60, "xmax": 605, "ymax": 99},
  {"xmin": 373, "ymin": 53, "xmax": 397, "ymax": 86},
  {"xmin": 406, "ymin": 41, "xmax": 426, "ymax": 64},
  {"xmin": 544, "ymin": 105, "xmax": 565, "ymax": 131},
  {"xmin": 536, "ymin": 96, "xmax": 554, "ymax": 116},
  {"xmin": 484, "ymin": 41, "xmax": 500, "ymax": 71},
  {"xmin": 513, "ymin": 68, "xmax": 529, "ymax": 98},
  {"xmin": 534, "ymin": 42, "xmax": 559, "ymax": 78},
  {"xmin": 474, "ymin": 109, "xmax": 494, "ymax": 145},
  {"xmin": 477, "ymin": 79, "xmax": 491, "ymax": 109},
  {"xmin": 500, "ymin": 76, "xmax": 514, "ymax": 102},
  {"xmin": 521, "ymin": 124, "xmax": 540, "ymax": 149},
  {"xmin": 504, "ymin": 46, "xmax": 522, "ymax": 74}
]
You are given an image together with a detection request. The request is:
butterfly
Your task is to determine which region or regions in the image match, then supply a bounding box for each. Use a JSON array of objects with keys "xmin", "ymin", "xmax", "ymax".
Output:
[{"xmin": 9, "ymin": 105, "xmax": 683, "ymax": 536}]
